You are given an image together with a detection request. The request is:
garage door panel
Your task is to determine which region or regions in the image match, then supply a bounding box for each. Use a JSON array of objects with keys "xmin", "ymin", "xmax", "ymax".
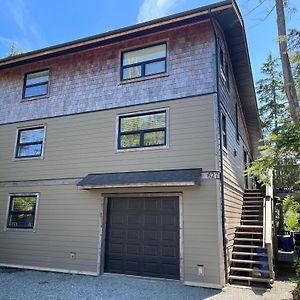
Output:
[{"xmin": 105, "ymin": 196, "xmax": 179, "ymax": 279}]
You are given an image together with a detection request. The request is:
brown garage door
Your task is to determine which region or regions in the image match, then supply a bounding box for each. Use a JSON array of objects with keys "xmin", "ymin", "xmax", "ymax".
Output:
[{"xmin": 104, "ymin": 196, "xmax": 180, "ymax": 279}]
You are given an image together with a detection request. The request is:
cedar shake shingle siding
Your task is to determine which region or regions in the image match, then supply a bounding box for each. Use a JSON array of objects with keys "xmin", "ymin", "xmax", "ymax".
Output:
[{"xmin": 0, "ymin": 22, "xmax": 215, "ymax": 125}]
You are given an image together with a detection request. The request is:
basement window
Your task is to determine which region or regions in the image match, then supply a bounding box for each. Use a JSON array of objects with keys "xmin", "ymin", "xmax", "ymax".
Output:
[
  {"xmin": 15, "ymin": 126, "xmax": 45, "ymax": 159},
  {"xmin": 6, "ymin": 194, "xmax": 38, "ymax": 230},
  {"xmin": 121, "ymin": 43, "xmax": 167, "ymax": 80},
  {"xmin": 23, "ymin": 69, "xmax": 49, "ymax": 99},
  {"xmin": 117, "ymin": 110, "xmax": 168, "ymax": 150}
]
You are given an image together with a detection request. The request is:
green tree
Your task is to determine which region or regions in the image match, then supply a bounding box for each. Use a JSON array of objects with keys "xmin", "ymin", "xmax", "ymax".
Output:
[
  {"xmin": 7, "ymin": 41, "xmax": 25, "ymax": 57},
  {"xmin": 256, "ymin": 53, "xmax": 287, "ymax": 135}
]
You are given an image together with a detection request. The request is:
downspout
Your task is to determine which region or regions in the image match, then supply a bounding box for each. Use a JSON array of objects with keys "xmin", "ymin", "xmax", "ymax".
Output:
[{"xmin": 209, "ymin": 9, "xmax": 228, "ymax": 284}]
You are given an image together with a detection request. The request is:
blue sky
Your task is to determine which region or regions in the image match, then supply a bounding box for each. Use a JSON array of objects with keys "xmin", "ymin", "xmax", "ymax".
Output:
[{"xmin": 0, "ymin": 0, "xmax": 299, "ymax": 82}]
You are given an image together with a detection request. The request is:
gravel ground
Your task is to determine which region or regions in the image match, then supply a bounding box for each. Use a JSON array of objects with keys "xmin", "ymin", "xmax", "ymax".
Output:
[{"xmin": 0, "ymin": 268, "xmax": 296, "ymax": 300}]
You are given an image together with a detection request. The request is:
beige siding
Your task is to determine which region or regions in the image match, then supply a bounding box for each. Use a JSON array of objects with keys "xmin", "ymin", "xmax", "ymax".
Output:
[
  {"xmin": 0, "ymin": 94, "xmax": 224, "ymax": 286},
  {"xmin": 0, "ymin": 95, "xmax": 216, "ymax": 182},
  {"xmin": 216, "ymin": 27, "xmax": 253, "ymax": 270},
  {"xmin": 0, "ymin": 181, "xmax": 223, "ymax": 286},
  {"xmin": 0, "ymin": 184, "xmax": 101, "ymax": 274}
]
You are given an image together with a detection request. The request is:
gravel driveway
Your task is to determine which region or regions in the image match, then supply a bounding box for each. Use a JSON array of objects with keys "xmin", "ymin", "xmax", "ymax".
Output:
[{"xmin": 0, "ymin": 268, "xmax": 295, "ymax": 300}]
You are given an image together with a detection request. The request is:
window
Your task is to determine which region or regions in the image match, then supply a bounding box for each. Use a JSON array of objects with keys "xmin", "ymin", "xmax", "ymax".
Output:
[
  {"xmin": 225, "ymin": 63, "xmax": 230, "ymax": 90},
  {"xmin": 118, "ymin": 110, "xmax": 167, "ymax": 149},
  {"xmin": 221, "ymin": 113, "xmax": 227, "ymax": 149},
  {"xmin": 23, "ymin": 69, "xmax": 49, "ymax": 99},
  {"xmin": 6, "ymin": 195, "xmax": 38, "ymax": 229},
  {"xmin": 219, "ymin": 47, "xmax": 224, "ymax": 73},
  {"xmin": 121, "ymin": 43, "xmax": 167, "ymax": 80},
  {"xmin": 235, "ymin": 103, "xmax": 240, "ymax": 142},
  {"xmin": 15, "ymin": 126, "xmax": 45, "ymax": 158}
]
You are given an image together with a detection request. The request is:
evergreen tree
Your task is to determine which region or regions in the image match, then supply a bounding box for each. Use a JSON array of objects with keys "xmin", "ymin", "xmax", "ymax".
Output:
[{"xmin": 256, "ymin": 53, "xmax": 287, "ymax": 135}]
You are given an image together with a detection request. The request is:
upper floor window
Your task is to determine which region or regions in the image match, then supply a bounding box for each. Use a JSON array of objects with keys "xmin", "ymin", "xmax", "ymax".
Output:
[
  {"xmin": 118, "ymin": 110, "xmax": 167, "ymax": 150},
  {"xmin": 219, "ymin": 47, "xmax": 224, "ymax": 73},
  {"xmin": 121, "ymin": 43, "xmax": 167, "ymax": 80},
  {"xmin": 235, "ymin": 103, "xmax": 240, "ymax": 142},
  {"xmin": 23, "ymin": 69, "xmax": 49, "ymax": 99},
  {"xmin": 6, "ymin": 194, "xmax": 38, "ymax": 230},
  {"xmin": 221, "ymin": 112, "xmax": 227, "ymax": 149},
  {"xmin": 15, "ymin": 126, "xmax": 45, "ymax": 159}
]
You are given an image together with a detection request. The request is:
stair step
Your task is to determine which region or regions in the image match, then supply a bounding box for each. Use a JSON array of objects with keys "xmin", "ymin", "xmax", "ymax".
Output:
[
  {"xmin": 237, "ymin": 225, "xmax": 263, "ymax": 228},
  {"xmin": 243, "ymin": 200, "xmax": 264, "ymax": 204},
  {"xmin": 232, "ymin": 251, "xmax": 268, "ymax": 257},
  {"xmin": 235, "ymin": 231, "xmax": 263, "ymax": 235},
  {"xmin": 244, "ymin": 196, "xmax": 264, "ymax": 199},
  {"xmin": 230, "ymin": 267, "xmax": 271, "ymax": 273},
  {"xmin": 235, "ymin": 238, "xmax": 263, "ymax": 242},
  {"xmin": 234, "ymin": 244, "xmax": 265, "ymax": 249},
  {"xmin": 231, "ymin": 259, "xmax": 268, "ymax": 265},
  {"xmin": 229, "ymin": 275, "xmax": 271, "ymax": 283},
  {"xmin": 243, "ymin": 205, "xmax": 263, "ymax": 208},
  {"xmin": 242, "ymin": 215, "xmax": 263, "ymax": 218},
  {"xmin": 241, "ymin": 220, "xmax": 263, "ymax": 223}
]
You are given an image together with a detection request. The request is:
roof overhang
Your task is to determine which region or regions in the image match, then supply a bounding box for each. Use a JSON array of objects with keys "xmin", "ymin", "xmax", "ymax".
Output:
[
  {"xmin": 77, "ymin": 168, "xmax": 202, "ymax": 189},
  {"xmin": 0, "ymin": 0, "xmax": 262, "ymax": 157}
]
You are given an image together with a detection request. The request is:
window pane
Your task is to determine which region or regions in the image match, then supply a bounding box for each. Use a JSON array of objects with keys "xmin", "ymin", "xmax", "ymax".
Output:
[
  {"xmin": 19, "ymin": 128, "xmax": 44, "ymax": 143},
  {"xmin": 120, "ymin": 112, "xmax": 166, "ymax": 133},
  {"xmin": 8, "ymin": 213, "xmax": 35, "ymax": 228},
  {"xmin": 144, "ymin": 131, "xmax": 165, "ymax": 146},
  {"xmin": 11, "ymin": 196, "xmax": 36, "ymax": 212},
  {"xmin": 17, "ymin": 144, "xmax": 42, "ymax": 157},
  {"xmin": 123, "ymin": 44, "xmax": 166, "ymax": 66},
  {"xmin": 26, "ymin": 70, "xmax": 49, "ymax": 85},
  {"xmin": 122, "ymin": 66, "xmax": 142, "ymax": 80},
  {"xmin": 24, "ymin": 84, "xmax": 48, "ymax": 98},
  {"xmin": 120, "ymin": 134, "xmax": 140, "ymax": 148},
  {"xmin": 145, "ymin": 60, "xmax": 165, "ymax": 76}
]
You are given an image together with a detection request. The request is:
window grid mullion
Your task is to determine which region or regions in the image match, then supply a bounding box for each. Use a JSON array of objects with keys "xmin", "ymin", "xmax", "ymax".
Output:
[
  {"xmin": 18, "ymin": 141, "xmax": 43, "ymax": 147},
  {"xmin": 25, "ymin": 81, "xmax": 49, "ymax": 89}
]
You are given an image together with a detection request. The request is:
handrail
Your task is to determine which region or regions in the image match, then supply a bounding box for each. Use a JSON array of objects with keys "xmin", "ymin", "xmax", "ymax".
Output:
[{"xmin": 263, "ymin": 169, "xmax": 275, "ymax": 281}]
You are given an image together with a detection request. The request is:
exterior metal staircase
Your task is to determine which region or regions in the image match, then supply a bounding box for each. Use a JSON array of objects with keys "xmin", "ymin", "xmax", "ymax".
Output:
[{"xmin": 229, "ymin": 189, "xmax": 275, "ymax": 286}]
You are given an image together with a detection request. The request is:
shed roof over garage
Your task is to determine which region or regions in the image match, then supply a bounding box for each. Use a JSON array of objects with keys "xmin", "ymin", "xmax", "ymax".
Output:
[{"xmin": 77, "ymin": 168, "xmax": 202, "ymax": 189}]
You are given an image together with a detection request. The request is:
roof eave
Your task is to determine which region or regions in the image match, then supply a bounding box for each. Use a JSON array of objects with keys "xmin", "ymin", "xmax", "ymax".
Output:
[{"xmin": 0, "ymin": 0, "xmax": 232, "ymax": 70}]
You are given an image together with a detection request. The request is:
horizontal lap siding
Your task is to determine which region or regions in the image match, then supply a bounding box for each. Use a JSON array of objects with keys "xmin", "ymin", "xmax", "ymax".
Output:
[
  {"xmin": 0, "ymin": 183, "xmax": 222, "ymax": 285},
  {"xmin": 182, "ymin": 181, "xmax": 222, "ymax": 285},
  {"xmin": 0, "ymin": 95, "xmax": 216, "ymax": 181},
  {"xmin": 0, "ymin": 185, "xmax": 101, "ymax": 273},
  {"xmin": 218, "ymin": 29, "xmax": 253, "ymax": 271}
]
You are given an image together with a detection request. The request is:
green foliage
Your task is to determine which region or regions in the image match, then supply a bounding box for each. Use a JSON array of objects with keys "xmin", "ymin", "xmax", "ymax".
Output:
[
  {"xmin": 7, "ymin": 41, "xmax": 25, "ymax": 57},
  {"xmin": 247, "ymin": 32, "xmax": 300, "ymax": 189},
  {"xmin": 293, "ymin": 258, "xmax": 300, "ymax": 297},
  {"xmin": 280, "ymin": 195, "xmax": 300, "ymax": 231},
  {"xmin": 245, "ymin": 120, "xmax": 300, "ymax": 188},
  {"xmin": 256, "ymin": 54, "xmax": 287, "ymax": 135}
]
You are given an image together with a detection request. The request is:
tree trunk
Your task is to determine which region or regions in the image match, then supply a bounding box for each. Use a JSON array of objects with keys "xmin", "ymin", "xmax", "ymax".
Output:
[{"xmin": 275, "ymin": 0, "xmax": 300, "ymax": 122}]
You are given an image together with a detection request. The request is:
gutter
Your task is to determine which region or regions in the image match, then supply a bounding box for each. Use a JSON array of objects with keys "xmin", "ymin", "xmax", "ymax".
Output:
[{"xmin": 209, "ymin": 9, "xmax": 228, "ymax": 285}]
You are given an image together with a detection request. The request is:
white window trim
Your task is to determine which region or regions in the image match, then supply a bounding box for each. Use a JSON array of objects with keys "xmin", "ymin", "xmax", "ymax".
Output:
[
  {"xmin": 115, "ymin": 107, "xmax": 170, "ymax": 153},
  {"xmin": 13, "ymin": 124, "xmax": 47, "ymax": 161},
  {"xmin": 4, "ymin": 193, "xmax": 40, "ymax": 232}
]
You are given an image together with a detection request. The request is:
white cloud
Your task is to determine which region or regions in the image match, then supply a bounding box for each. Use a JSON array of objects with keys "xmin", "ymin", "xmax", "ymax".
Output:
[
  {"xmin": 4, "ymin": 0, "xmax": 44, "ymax": 51},
  {"xmin": 137, "ymin": 0, "xmax": 181, "ymax": 23}
]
